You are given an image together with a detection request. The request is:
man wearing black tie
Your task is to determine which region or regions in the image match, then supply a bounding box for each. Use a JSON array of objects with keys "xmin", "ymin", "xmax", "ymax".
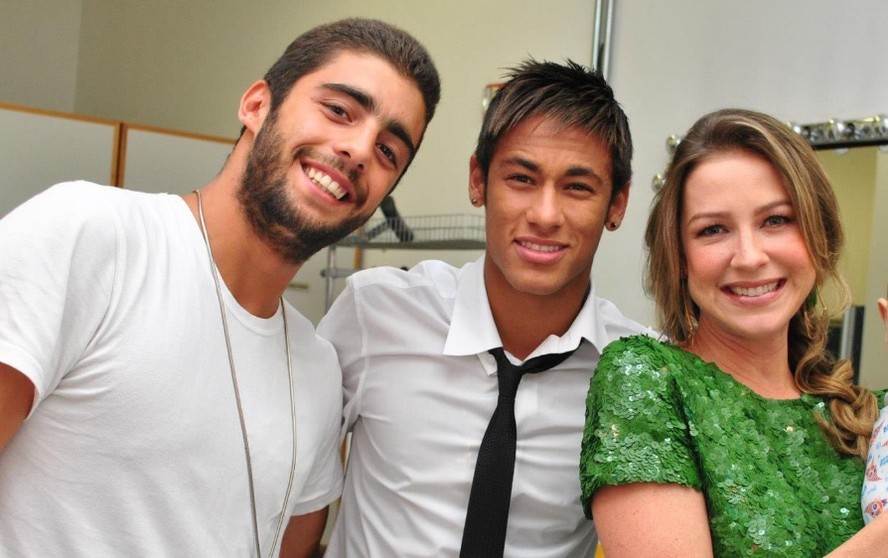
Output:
[{"xmin": 318, "ymin": 59, "xmax": 650, "ymax": 558}]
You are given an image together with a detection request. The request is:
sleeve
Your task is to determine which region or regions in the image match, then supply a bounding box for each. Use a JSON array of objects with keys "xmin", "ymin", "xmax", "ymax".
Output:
[
  {"xmin": 288, "ymin": 335, "xmax": 345, "ymax": 514},
  {"xmin": 317, "ymin": 276, "xmax": 367, "ymax": 442},
  {"xmin": 862, "ymin": 402, "xmax": 888, "ymax": 524},
  {"xmin": 289, "ymin": 416, "xmax": 344, "ymax": 515},
  {"xmin": 579, "ymin": 335, "xmax": 701, "ymax": 517},
  {"xmin": 0, "ymin": 183, "xmax": 117, "ymax": 413}
]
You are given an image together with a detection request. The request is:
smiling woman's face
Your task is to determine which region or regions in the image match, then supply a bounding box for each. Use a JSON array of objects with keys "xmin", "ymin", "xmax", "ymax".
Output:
[{"xmin": 680, "ymin": 150, "xmax": 816, "ymax": 344}]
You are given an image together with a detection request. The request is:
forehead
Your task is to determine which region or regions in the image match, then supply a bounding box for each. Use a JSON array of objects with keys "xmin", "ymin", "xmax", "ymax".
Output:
[
  {"xmin": 683, "ymin": 151, "xmax": 789, "ymax": 212},
  {"xmin": 294, "ymin": 51, "xmax": 427, "ymax": 144},
  {"xmin": 493, "ymin": 115, "xmax": 612, "ymax": 177},
  {"xmin": 685, "ymin": 151, "xmax": 786, "ymax": 199}
]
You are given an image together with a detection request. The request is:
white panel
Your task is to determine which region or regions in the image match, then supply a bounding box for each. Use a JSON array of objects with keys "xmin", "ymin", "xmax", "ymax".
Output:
[
  {"xmin": 0, "ymin": 106, "xmax": 116, "ymax": 217},
  {"xmin": 120, "ymin": 127, "xmax": 233, "ymax": 194}
]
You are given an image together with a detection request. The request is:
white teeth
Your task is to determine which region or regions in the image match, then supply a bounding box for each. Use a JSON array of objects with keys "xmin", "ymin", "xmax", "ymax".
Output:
[
  {"xmin": 520, "ymin": 241, "xmax": 561, "ymax": 253},
  {"xmin": 730, "ymin": 282, "xmax": 779, "ymax": 297},
  {"xmin": 306, "ymin": 167, "xmax": 346, "ymax": 200}
]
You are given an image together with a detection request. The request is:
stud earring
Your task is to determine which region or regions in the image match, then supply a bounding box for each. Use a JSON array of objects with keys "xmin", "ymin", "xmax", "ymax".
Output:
[
  {"xmin": 608, "ymin": 221, "xmax": 618, "ymax": 230},
  {"xmin": 471, "ymin": 197, "xmax": 478, "ymax": 206}
]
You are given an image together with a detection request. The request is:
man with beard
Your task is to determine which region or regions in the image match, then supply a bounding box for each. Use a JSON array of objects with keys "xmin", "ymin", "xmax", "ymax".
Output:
[{"xmin": 0, "ymin": 18, "xmax": 439, "ymax": 558}]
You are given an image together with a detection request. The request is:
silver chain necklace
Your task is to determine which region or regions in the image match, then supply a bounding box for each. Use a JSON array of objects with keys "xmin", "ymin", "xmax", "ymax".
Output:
[{"xmin": 194, "ymin": 190, "xmax": 298, "ymax": 558}]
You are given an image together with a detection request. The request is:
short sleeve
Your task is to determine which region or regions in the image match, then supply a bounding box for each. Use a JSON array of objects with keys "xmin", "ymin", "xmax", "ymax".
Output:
[
  {"xmin": 0, "ymin": 182, "xmax": 117, "ymax": 410},
  {"xmin": 580, "ymin": 335, "xmax": 701, "ymax": 517},
  {"xmin": 862, "ymin": 403, "xmax": 888, "ymax": 524},
  {"xmin": 317, "ymin": 276, "xmax": 366, "ymax": 441}
]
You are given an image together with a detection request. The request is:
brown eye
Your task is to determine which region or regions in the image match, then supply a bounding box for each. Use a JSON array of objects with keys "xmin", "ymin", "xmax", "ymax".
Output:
[
  {"xmin": 324, "ymin": 103, "xmax": 349, "ymax": 120},
  {"xmin": 695, "ymin": 224, "xmax": 724, "ymax": 238},
  {"xmin": 378, "ymin": 143, "xmax": 398, "ymax": 167},
  {"xmin": 764, "ymin": 214, "xmax": 791, "ymax": 227}
]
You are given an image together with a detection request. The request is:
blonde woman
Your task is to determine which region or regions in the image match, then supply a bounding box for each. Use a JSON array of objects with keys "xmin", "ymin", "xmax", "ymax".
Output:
[{"xmin": 580, "ymin": 109, "xmax": 886, "ymax": 556}]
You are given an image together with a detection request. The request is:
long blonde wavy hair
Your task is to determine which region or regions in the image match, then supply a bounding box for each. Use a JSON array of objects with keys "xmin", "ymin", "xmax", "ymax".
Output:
[{"xmin": 645, "ymin": 108, "xmax": 877, "ymax": 460}]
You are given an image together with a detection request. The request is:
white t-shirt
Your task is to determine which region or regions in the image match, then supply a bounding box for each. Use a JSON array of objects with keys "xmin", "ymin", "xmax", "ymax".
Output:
[
  {"xmin": 318, "ymin": 257, "xmax": 651, "ymax": 558},
  {"xmin": 0, "ymin": 182, "xmax": 342, "ymax": 557}
]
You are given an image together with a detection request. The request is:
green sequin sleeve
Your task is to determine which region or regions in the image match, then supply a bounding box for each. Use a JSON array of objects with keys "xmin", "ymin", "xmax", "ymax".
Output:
[{"xmin": 580, "ymin": 335, "xmax": 701, "ymax": 517}]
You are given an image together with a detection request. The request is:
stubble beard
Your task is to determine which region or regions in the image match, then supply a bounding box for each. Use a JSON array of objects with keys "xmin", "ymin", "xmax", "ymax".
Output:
[{"xmin": 237, "ymin": 114, "xmax": 370, "ymax": 265}]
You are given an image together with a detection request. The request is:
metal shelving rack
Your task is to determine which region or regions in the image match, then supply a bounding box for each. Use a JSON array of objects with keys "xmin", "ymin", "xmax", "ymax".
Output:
[{"xmin": 324, "ymin": 213, "xmax": 486, "ymax": 310}]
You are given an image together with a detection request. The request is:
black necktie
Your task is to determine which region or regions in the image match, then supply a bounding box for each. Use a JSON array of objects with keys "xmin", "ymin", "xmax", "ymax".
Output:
[{"xmin": 459, "ymin": 346, "xmax": 577, "ymax": 558}]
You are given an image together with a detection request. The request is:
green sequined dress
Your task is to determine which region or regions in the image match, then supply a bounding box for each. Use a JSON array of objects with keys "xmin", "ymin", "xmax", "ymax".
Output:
[{"xmin": 580, "ymin": 335, "xmax": 865, "ymax": 557}]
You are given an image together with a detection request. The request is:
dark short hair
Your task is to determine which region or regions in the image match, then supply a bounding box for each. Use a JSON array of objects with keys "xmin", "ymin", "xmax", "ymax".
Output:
[
  {"xmin": 263, "ymin": 18, "xmax": 440, "ymax": 125},
  {"xmin": 473, "ymin": 59, "xmax": 632, "ymax": 197}
]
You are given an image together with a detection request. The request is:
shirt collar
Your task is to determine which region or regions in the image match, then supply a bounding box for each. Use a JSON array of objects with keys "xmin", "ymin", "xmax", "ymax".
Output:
[
  {"xmin": 444, "ymin": 256, "xmax": 501, "ymax": 357},
  {"xmin": 443, "ymin": 255, "xmax": 611, "ymax": 360}
]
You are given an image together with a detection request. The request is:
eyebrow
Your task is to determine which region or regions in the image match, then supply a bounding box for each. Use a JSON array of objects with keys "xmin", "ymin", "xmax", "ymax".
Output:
[
  {"xmin": 322, "ymin": 83, "xmax": 417, "ymax": 161},
  {"xmin": 502, "ymin": 157, "xmax": 604, "ymax": 182},
  {"xmin": 685, "ymin": 199, "xmax": 793, "ymax": 224}
]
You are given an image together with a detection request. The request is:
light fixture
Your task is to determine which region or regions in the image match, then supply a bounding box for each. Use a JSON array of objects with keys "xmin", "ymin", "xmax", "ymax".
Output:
[{"xmin": 652, "ymin": 114, "xmax": 888, "ymax": 191}]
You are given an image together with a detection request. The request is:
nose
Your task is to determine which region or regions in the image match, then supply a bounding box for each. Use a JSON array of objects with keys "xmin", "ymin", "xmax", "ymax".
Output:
[
  {"xmin": 731, "ymin": 229, "xmax": 769, "ymax": 269},
  {"xmin": 526, "ymin": 185, "xmax": 564, "ymax": 230},
  {"xmin": 334, "ymin": 125, "xmax": 376, "ymax": 174}
]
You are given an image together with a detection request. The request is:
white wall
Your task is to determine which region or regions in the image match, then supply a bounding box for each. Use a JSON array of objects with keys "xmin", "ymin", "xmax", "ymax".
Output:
[
  {"xmin": 0, "ymin": 0, "xmax": 82, "ymax": 111},
  {"xmin": 860, "ymin": 150, "xmax": 888, "ymax": 386}
]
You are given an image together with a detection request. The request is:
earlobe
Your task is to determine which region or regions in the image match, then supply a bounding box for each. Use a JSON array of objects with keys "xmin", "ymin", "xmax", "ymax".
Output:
[
  {"xmin": 238, "ymin": 80, "xmax": 272, "ymax": 135},
  {"xmin": 607, "ymin": 184, "xmax": 631, "ymax": 227},
  {"xmin": 468, "ymin": 155, "xmax": 486, "ymax": 207}
]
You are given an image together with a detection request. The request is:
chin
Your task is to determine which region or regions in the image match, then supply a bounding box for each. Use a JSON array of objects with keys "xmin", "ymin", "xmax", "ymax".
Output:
[
  {"xmin": 726, "ymin": 322, "xmax": 791, "ymax": 342},
  {"xmin": 506, "ymin": 278, "xmax": 569, "ymax": 298}
]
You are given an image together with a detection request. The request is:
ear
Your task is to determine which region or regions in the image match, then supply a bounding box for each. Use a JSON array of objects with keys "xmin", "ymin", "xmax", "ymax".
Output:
[
  {"xmin": 606, "ymin": 183, "xmax": 631, "ymax": 229},
  {"xmin": 878, "ymin": 297, "xmax": 888, "ymax": 327},
  {"xmin": 238, "ymin": 80, "xmax": 272, "ymax": 136},
  {"xmin": 468, "ymin": 154, "xmax": 486, "ymax": 207}
]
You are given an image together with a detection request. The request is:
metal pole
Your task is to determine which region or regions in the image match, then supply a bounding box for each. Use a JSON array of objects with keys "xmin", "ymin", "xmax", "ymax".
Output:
[{"xmin": 592, "ymin": 0, "xmax": 614, "ymax": 80}]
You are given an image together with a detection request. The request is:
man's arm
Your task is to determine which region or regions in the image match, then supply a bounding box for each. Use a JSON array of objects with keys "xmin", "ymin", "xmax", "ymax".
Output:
[
  {"xmin": 278, "ymin": 507, "xmax": 329, "ymax": 558},
  {"xmin": 0, "ymin": 362, "xmax": 35, "ymax": 452}
]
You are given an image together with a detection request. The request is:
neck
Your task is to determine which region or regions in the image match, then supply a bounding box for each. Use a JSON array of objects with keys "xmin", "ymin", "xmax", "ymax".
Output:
[
  {"xmin": 686, "ymin": 323, "xmax": 800, "ymax": 399},
  {"xmin": 485, "ymin": 267, "xmax": 589, "ymax": 361},
  {"xmin": 186, "ymin": 167, "xmax": 300, "ymax": 318}
]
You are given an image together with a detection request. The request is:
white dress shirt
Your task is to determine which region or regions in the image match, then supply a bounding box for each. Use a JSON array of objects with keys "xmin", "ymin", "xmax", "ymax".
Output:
[{"xmin": 318, "ymin": 256, "xmax": 650, "ymax": 558}]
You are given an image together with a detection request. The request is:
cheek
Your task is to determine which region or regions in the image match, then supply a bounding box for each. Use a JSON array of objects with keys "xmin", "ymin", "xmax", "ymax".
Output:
[
  {"xmin": 783, "ymin": 239, "xmax": 816, "ymax": 287},
  {"xmin": 578, "ymin": 227, "xmax": 604, "ymax": 259},
  {"xmin": 683, "ymin": 247, "xmax": 711, "ymax": 280},
  {"xmin": 684, "ymin": 274, "xmax": 705, "ymax": 307},
  {"xmin": 683, "ymin": 247, "xmax": 723, "ymax": 301},
  {"xmin": 366, "ymin": 180, "xmax": 391, "ymax": 205},
  {"xmin": 485, "ymin": 196, "xmax": 523, "ymax": 228}
]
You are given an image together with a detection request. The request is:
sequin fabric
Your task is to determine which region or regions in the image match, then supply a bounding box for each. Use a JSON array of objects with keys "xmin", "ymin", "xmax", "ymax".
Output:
[
  {"xmin": 580, "ymin": 335, "xmax": 865, "ymax": 556},
  {"xmin": 862, "ymin": 400, "xmax": 888, "ymax": 524}
]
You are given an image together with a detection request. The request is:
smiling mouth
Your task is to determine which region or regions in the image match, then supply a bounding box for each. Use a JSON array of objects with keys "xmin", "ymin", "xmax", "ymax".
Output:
[
  {"xmin": 518, "ymin": 240, "xmax": 564, "ymax": 253},
  {"xmin": 727, "ymin": 280, "xmax": 783, "ymax": 297},
  {"xmin": 306, "ymin": 166, "xmax": 347, "ymax": 201}
]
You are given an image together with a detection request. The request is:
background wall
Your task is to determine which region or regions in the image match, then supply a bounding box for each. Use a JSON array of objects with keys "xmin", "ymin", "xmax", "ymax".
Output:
[
  {"xmin": 2, "ymin": 0, "xmax": 886, "ymax": 384},
  {"xmin": 862, "ymin": 151, "xmax": 888, "ymax": 387},
  {"xmin": 817, "ymin": 148, "xmax": 876, "ymax": 306},
  {"xmin": 0, "ymin": 0, "xmax": 82, "ymax": 111}
]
